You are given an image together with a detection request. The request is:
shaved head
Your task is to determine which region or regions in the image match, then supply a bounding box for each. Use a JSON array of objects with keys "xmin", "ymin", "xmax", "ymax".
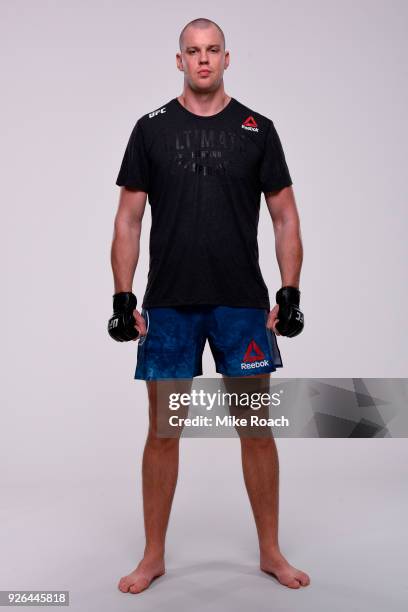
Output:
[{"xmin": 179, "ymin": 18, "xmax": 225, "ymax": 51}]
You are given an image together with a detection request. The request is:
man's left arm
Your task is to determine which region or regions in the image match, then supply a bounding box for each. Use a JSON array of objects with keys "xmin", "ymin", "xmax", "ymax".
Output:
[
  {"xmin": 265, "ymin": 184, "xmax": 303, "ymax": 287},
  {"xmin": 264, "ymin": 185, "xmax": 304, "ymax": 335}
]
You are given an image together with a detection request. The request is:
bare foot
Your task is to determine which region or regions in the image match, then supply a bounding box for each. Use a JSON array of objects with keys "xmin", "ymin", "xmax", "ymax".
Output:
[
  {"xmin": 260, "ymin": 551, "xmax": 310, "ymax": 589},
  {"xmin": 118, "ymin": 556, "xmax": 165, "ymax": 594}
]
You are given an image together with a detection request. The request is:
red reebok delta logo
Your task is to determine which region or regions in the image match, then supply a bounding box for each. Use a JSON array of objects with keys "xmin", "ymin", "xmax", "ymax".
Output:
[
  {"xmin": 241, "ymin": 339, "xmax": 269, "ymax": 370},
  {"xmin": 243, "ymin": 339, "xmax": 265, "ymax": 362},
  {"xmin": 241, "ymin": 116, "xmax": 259, "ymax": 132}
]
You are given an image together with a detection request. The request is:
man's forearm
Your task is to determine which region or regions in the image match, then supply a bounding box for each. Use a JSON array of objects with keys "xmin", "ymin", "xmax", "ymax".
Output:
[
  {"xmin": 111, "ymin": 221, "xmax": 141, "ymax": 293},
  {"xmin": 273, "ymin": 220, "xmax": 303, "ymax": 288}
]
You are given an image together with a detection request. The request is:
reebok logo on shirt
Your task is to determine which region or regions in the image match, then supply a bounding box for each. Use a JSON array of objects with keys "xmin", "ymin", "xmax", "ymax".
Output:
[
  {"xmin": 149, "ymin": 106, "xmax": 166, "ymax": 118},
  {"xmin": 241, "ymin": 116, "xmax": 259, "ymax": 132},
  {"xmin": 241, "ymin": 339, "xmax": 269, "ymax": 369}
]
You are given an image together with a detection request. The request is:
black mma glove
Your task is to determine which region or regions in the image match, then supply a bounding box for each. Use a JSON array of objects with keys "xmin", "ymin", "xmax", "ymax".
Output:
[
  {"xmin": 108, "ymin": 292, "xmax": 139, "ymax": 342},
  {"xmin": 275, "ymin": 286, "xmax": 304, "ymax": 337}
]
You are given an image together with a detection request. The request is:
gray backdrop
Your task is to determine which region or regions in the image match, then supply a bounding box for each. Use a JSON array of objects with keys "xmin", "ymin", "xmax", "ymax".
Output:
[{"xmin": 1, "ymin": 1, "xmax": 407, "ymax": 610}]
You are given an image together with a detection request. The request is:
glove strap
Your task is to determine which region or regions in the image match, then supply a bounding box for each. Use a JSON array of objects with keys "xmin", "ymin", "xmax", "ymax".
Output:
[
  {"xmin": 112, "ymin": 292, "xmax": 137, "ymax": 313},
  {"xmin": 276, "ymin": 286, "xmax": 300, "ymax": 307}
]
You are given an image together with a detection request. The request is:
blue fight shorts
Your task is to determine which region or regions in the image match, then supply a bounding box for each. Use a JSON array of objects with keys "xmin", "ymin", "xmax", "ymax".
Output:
[{"xmin": 134, "ymin": 306, "xmax": 283, "ymax": 381}]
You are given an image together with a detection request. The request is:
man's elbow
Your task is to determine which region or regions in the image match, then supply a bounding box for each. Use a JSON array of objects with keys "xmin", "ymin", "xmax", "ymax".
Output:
[
  {"xmin": 273, "ymin": 210, "xmax": 300, "ymax": 233},
  {"xmin": 113, "ymin": 213, "xmax": 142, "ymax": 240}
]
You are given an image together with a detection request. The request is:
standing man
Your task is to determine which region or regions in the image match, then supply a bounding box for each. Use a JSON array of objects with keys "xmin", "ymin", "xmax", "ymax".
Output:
[{"xmin": 109, "ymin": 17, "xmax": 309, "ymax": 594}]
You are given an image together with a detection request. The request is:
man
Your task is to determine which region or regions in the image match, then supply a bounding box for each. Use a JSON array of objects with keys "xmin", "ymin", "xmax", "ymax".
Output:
[{"xmin": 109, "ymin": 17, "xmax": 309, "ymax": 594}]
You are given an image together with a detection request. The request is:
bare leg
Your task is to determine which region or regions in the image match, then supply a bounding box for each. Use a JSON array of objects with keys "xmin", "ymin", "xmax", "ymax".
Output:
[
  {"xmin": 118, "ymin": 378, "xmax": 192, "ymax": 594},
  {"xmin": 223, "ymin": 374, "xmax": 311, "ymax": 589}
]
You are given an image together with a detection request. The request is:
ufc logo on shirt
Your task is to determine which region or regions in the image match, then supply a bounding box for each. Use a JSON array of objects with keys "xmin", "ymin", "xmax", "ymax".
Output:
[{"xmin": 149, "ymin": 107, "xmax": 166, "ymax": 118}]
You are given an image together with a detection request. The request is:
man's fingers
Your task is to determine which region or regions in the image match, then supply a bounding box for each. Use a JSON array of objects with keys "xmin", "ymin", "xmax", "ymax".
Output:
[
  {"xmin": 133, "ymin": 309, "xmax": 147, "ymax": 337},
  {"xmin": 266, "ymin": 304, "xmax": 279, "ymax": 331},
  {"xmin": 266, "ymin": 310, "xmax": 281, "ymax": 335}
]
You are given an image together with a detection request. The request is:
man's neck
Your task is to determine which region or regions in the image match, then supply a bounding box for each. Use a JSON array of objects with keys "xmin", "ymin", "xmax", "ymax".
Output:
[{"xmin": 177, "ymin": 89, "xmax": 231, "ymax": 117}]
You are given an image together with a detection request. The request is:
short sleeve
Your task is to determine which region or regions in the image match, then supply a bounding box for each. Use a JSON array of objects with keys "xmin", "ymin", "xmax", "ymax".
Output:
[
  {"xmin": 259, "ymin": 120, "xmax": 293, "ymax": 193},
  {"xmin": 115, "ymin": 120, "xmax": 150, "ymax": 192}
]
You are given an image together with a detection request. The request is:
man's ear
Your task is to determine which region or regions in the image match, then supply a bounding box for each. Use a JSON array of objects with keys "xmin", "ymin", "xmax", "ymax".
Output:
[
  {"xmin": 224, "ymin": 50, "xmax": 230, "ymax": 70},
  {"xmin": 176, "ymin": 54, "xmax": 184, "ymax": 72}
]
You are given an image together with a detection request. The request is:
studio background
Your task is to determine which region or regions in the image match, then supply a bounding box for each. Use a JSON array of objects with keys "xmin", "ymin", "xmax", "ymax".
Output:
[{"xmin": 1, "ymin": 1, "xmax": 407, "ymax": 611}]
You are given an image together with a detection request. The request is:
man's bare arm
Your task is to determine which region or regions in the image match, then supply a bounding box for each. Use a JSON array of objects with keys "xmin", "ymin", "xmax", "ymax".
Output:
[
  {"xmin": 111, "ymin": 187, "xmax": 147, "ymax": 293},
  {"xmin": 264, "ymin": 185, "xmax": 303, "ymax": 288}
]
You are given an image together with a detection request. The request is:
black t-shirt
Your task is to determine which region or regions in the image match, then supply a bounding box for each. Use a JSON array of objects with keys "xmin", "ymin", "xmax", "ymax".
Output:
[{"xmin": 116, "ymin": 97, "xmax": 293, "ymax": 310}]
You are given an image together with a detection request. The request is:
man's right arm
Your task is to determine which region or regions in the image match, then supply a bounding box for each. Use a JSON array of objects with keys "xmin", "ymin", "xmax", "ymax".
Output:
[{"xmin": 111, "ymin": 187, "xmax": 147, "ymax": 293}]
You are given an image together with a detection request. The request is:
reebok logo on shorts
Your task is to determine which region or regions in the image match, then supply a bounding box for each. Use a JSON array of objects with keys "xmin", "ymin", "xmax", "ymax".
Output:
[
  {"xmin": 241, "ymin": 339, "xmax": 269, "ymax": 369},
  {"xmin": 241, "ymin": 116, "xmax": 259, "ymax": 132}
]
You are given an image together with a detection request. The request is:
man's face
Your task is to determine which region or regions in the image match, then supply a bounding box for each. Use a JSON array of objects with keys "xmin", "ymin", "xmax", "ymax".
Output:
[{"xmin": 177, "ymin": 26, "xmax": 229, "ymax": 92}]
